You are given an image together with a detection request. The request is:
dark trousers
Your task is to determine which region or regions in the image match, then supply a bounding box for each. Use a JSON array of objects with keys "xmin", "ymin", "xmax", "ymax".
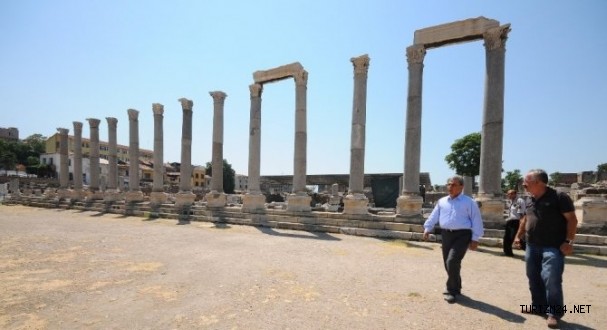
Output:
[
  {"xmin": 441, "ymin": 229, "xmax": 472, "ymax": 294},
  {"xmin": 503, "ymin": 220, "xmax": 526, "ymax": 255}
]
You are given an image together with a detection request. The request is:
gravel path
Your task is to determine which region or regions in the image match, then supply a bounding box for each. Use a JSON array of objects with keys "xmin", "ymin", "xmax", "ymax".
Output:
[{"xmin": 1, "ymin": 205, "xmax": 605, "ymax": 329}]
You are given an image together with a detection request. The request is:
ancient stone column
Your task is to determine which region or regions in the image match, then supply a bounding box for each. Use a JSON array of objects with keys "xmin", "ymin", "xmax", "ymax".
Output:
[
  {"xmin": 175, "ymin": 98, "xmax": 196, "ymax": 207},
  {"xmin": 56, "ymin": 127, "xmax": 70, "ymax": 200},
  {"xmin": 86, "ymin": 118, "xmax": 103, "ymax": 200},
  {"xmin": 71, "ymin": 121, "xmax": 85, "ymax": 201},
  {"xmin": 150, "ymin": 103, "xmax": 167, "ymax": 205},
  {"xmin": 242, "ymin": 84, "xmax": 266, "ymax": 212},
  {"xmin": 397, "ymin": 45, "xmax": 426, "ymax": 219},
  {"xmin": 125, "ymin": 109, "xmax": 144, "ymax": 203},
  {"xmin": 476, "ymin": 24, "xmax": 511, "ymax": 224},
  {"xmin": 286, "ymin": 69, "xmax": 311, "ymax": 212},
  {"xmin": 206, "ymin": 91, "xmax": 228, "ymax": 208},
  {"xmin": 104, "ymin": 117, "xmax": 119, "ymax": 202},
  {"xmin": 344, "ymin": 54, "xmax": 370, "ymax": 215}
]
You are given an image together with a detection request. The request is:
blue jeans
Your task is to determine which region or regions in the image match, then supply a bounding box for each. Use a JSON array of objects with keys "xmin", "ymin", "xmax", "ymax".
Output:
[{"xmin": 525, "ymin": 243, "xmax": 565, "ymax": 318}]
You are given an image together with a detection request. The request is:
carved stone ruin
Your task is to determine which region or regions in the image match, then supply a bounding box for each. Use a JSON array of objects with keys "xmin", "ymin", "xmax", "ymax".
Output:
[{"xmin": 397, "ymin": 17, "xmax": 510, "ymax": 227}]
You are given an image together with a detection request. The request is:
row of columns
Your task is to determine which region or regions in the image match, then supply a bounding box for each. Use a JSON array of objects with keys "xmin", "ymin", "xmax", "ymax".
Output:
[{"xmin": 54, "ymin": 95, "xmax": 229, "ymax": 208}]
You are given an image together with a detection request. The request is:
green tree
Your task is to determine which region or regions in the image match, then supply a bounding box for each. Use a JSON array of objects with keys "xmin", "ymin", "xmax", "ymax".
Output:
[
  {"xmin": 444, "ymin": 132, "xmax": 481, "ymax": 177},
  {"xmin": 598, "ymin": 163, "xmax": 607, "ymax": 173},
  {"xmin": 205, "ymin": 159, "xmax": 236, "ymax": 194},
  {"xmin": 503, "ymin": 169, "xmax": 522, "ymax": 192},
  {"xmin": 23, "ymin": 134, "xmax": 47, "ymax": 156}
]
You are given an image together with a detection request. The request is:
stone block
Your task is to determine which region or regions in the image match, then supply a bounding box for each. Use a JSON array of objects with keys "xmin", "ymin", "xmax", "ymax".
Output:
[{"xmin": 414, "ymin": 17, "xmax": 499, "ymax": 47}]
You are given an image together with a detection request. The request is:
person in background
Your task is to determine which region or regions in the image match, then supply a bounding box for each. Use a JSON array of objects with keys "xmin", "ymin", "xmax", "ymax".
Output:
[
  {"xmin": 514, "ymin": 169, "xmax": 578, "ymax": 328},
  {"xmin": 503, "ymin": 189, "xmax": 526, "ymax": 256},
  {"xmin": 423, "ymin": 175, "xmax": 484, "ymax": 303},
  {"xmin": 419, "ymin": 184, "xmax": 426, "ymax": 204}
]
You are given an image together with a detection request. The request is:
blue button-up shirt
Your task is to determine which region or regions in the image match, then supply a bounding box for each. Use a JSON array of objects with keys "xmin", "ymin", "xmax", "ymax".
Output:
[{"xmin": 423, "ymin": 193, "xmax": 485, "ymax": 241}]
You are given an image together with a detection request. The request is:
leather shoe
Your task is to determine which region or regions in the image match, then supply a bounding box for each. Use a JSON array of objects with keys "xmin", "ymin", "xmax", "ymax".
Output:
[
  {"xmin": 443, "ymin": 293, "xmax": 456, "ymax": 303},
  {"xmin": 546, "ymin": 316, "xmax": 559, "ymax": 328}
]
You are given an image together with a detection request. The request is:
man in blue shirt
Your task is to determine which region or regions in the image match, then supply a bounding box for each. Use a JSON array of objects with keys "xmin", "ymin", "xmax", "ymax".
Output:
[{"xmin": 423, "ymin": 175, "xmax": 484, "ymax": 303}]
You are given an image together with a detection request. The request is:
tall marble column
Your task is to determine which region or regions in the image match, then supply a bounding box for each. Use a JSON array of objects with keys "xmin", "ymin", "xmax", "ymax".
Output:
[
  {"xmin": 175, "ymin": 98, "xmax": 196, "ymax": 207},
  {"xmin": 286, "ymin": 69, "xmax": 311, "ymax": 212},
  {"xmin": 104, "ymin": 117, "xmax": 120, "ymax": 202},
  {"xmin": 396, "ymin": 45, "xmax": 426, "ymax": 219},
  {"xmin": 242, "ymin": 84, "xmax": 266, "ymax": 212},
  {"xmin": 476, "ymin": 24, "xmax": 511, "ymax": 224},
  {"xmin": 344, "ymin": 54, "xmax": 370, "ymax": 214},
  {"xmin": 206, "ymin": 91, "xmax": 227, "ymax": 208},
  {"xmin": 87, "ymin": 118, "xmax": 103, "ymax": 200},
  {"xmin": 57, "ymin": 127, "xmax": 70, "ymax": 200},
  {"xmin": 150, "ymin": 103, "xmax": 167, "ymax": 204},
  {"xmin": 125, "ymin": 109, "xmax": 144, "ymax": 203},
  {"xmin": 71, "ymin": 121, "xmax": 85, "ymax": 201}
]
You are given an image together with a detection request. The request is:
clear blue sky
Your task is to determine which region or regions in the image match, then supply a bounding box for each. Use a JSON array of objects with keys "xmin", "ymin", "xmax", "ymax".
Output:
[{"xmin": 1, "ymin": 0, "xmax": 605, "ymax": 185}]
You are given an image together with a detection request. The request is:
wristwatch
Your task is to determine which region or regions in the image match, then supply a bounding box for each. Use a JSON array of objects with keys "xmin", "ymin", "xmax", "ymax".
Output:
[{"xmin": 564, "ymin": 239, "xmax": 574, "ymax": 245}]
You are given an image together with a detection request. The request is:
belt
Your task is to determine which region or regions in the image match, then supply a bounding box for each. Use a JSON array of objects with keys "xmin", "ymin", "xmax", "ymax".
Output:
[{"xmin": 441, "ymin": 228, "xmax": 471, "ymax": 232}]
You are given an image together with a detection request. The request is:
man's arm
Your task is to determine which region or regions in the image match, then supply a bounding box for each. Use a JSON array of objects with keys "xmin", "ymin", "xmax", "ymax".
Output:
[
  {"xmin": 514, "ymin": 215, "xmax": 526, "ymax": 249},
  {"xmin": 560, "ymin": 211, "xmax": 578, "ymax": 256}
]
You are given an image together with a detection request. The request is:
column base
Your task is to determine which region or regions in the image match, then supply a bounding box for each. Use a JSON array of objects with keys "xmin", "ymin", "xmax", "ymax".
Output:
[
  {"xmin": 57, "ymin": 189, "xmax": 72, "ymax": 201},
  {"xmin": 174, "ymin": 192, "xmax": 196, "ymax": 207},
  {"xmin": 242, "ymin": 193, "xmax": 266, "ymax": 212},
  {"xmin": 86, "ymin": 190, "xmax": 105, "ymax": 201},
  {"xmin": 125, "ymin": 190, "xmax": 144, "ymax": 203},
  {"xmin": 287, "ymin": 193, "xmax": 311, "ymax": 212},
  {"xmin": 343, "ymin": 193, "xmax": 368, "ymax": 215},
  {"xmin": 474, "ymin": 194, "xmax": 503, "ymax": 228},
  {"xmin": 71, "ymin": 190, "xmax": 86, "ymax": 202},
  {"xmin": 206, "ymin": 191, "xmax": 226, "ymax": 208},
  {"xmin": 104, "ymin": 189, "xmax": 122, "ymax": 203},
  {"xmin": 149, "ymin": 191, "xmax": 168, "ymax": 205},
  {"xmin": 575, "ymin": 197, "xmax": 607, "ymax": 228},
  {"xmin": 396, "ymin": 194, "xmax": 423, "ymax": 218}
]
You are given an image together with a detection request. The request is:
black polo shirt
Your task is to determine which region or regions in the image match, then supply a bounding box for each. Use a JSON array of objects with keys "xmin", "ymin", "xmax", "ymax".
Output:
[{"xmin": 525, "ymin": 187, "xmax": 574, "ymax": 248}]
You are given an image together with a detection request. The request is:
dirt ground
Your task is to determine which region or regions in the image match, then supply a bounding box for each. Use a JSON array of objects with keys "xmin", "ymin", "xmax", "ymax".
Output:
[{"xmin": 1, "ymin": 204, "xmax": 606, "ymax": 330}]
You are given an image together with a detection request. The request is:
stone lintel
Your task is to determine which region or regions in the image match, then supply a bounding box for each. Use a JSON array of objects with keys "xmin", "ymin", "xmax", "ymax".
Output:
[
  {"xmin": 414, "ymin": 17, "xmax": 500, "ymax": 48},
  {"xmin": 253, "ymin": 62, "xmax": 304, "ymax": 84}
]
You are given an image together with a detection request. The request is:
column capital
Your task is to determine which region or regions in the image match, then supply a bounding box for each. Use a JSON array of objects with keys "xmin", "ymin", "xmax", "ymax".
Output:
[
  {"xmin": 178, "ymin": 98, "xmax": 193, "ymax": 111},
  {"xmin": 106, "ymin": 117, "xmax": 118, "ymax": 126},
  {"xmin": 73, "ymin": 121, "xmax": 83, "ymax": 131},
  {"xmin": 152, "ymin": 103, "xmax": 164, "ymax": 115},
  {"xmin": 351, "ymin": 54, "xmax": 370, "ymax": 74},
  {"xmin": 249, "ymin": 84, "xmax": 262, "ymax": 97},
  {"xmin": 406, "ymin": 45, "xmax": 426, "ymax": 65},
  {"xmin": 86, "ymin": 118, "xmax": 101, "ymax": 128},
  {"xmin": 294, "ymin": 70, "xmax": 308, "ymax": 86},
  {"xmin": 127, "ymin": 109, "xmax": 139, "ymax": 120},
  {"xmin": 483, "ymin": 24, "xmax": 511, "ymax": 51},
  {"xmin": 210, "ymin": 91, "xmax": 227, "ymax": 104},
  {"xmin": 57, "ymin": 127, "xmax": 69, "ymax": 135}
]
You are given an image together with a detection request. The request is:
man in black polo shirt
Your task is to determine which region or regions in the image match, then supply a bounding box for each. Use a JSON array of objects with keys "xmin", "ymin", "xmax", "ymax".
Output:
[{"xmin": 514, "ymin": 169, "xmax": 578, "ymax": 328}]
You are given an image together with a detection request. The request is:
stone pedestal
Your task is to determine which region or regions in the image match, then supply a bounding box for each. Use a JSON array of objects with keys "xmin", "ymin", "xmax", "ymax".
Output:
[
  {"xmin": 125, "ymin": 191, "xmax": 144, "ymax": 203},
  {"xmin": 44, "ymin": 189, "xmax": 57, "ymax": 200},
  {"xmin": 206, "ymin": 191, "xmax": 226, "ymax": 208},
  {"xmin": 150, "ymin": 191, "xmax": 168, "ymax": 205},
  {"xmin": 343, "ymin": 193, "xmax": 368, "ymax": 215},
  {"xmin": 242, "ymin": 193, "xmax": 266, "ymax": 212},
  {"xmin": 104, "ymin": 190, "xmax": 122, "ymax": 203},
  {"xmin": 174, "ymin": 192, "xmax": 195, "ymax": 208},
  {"xmin": 327, "ymin": 194, "xmax": 342, "ymax": 212},
  {"xmin": 475, "ymin": 195, "xmax": 503, "ymax": 228},
  {"xmin": 57, "ymin": 189, "xmax": 71, "ymax": 201},
  {"xmin": 86, "ymin": 191, "xmax": 105, "ymax": 201},
  {"xmin": 396, "ymin": 194, "xmax": 423, "ymax": 219},
  {"xmin": 575, "ymin": 197, "xmax": 607, "ymax": 229},
  {"xmin": 70, "ymin": 190, "xmax": 86, "ymax": 202},
  {"xmin": 287, "ymin": 193, "xmax": 311, "ymax": 212}
]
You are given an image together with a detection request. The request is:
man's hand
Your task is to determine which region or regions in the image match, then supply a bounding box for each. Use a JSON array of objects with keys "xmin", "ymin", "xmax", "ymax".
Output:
[
  {"xmin": 560, "ymin": 242, "xmax": 574, "ymax": 256},
  {"xmin": 469, "ymin": 240, "xmax": 479, "ymax": 251},
  {"xmin": 514, "ymin": 238, "xmax": 522, "ymax": 249},
  {"xmin": 422, "ymin": 232, "xmax": 429, "ymax": 241}
]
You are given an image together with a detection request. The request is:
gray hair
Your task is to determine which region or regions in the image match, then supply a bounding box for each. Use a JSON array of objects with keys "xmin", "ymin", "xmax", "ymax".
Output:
[
  {"xmin": 527, "ymin": 169, "xmax": 548, "ymax": 184},
  {"xmin": 447, "ymin": 175, "xmax": 465, "ymax": 186}
]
